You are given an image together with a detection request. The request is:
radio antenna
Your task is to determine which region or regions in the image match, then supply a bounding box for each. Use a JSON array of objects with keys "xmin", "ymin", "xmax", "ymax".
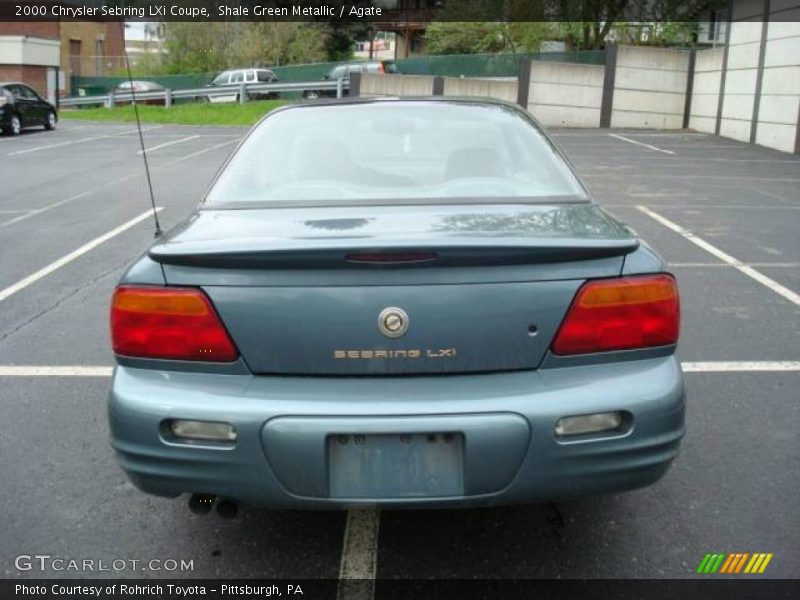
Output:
[{"xmin": 120, "ymin": 21, "xmax": 162, "ymax": 237}]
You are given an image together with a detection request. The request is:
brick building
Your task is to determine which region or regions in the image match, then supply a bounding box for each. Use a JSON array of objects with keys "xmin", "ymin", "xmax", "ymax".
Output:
[{"xmin": 0, "ymin": 20, "xmax": 124, "ymax": 100}]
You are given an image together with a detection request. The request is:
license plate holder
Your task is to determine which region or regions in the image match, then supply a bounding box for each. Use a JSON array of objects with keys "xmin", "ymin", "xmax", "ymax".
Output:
[{"xmin": 328, "ymin": 432, "xmax": 464, "ymax": 498}]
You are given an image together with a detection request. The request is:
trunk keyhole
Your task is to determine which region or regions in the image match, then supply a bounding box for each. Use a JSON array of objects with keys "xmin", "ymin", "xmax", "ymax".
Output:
[{"xmin": 528, "ymin": 325, "xmax": 539, "ymax": 337}]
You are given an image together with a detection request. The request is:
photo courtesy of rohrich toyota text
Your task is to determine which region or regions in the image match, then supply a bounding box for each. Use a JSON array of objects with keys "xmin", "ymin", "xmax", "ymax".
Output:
[{"xmin": 0, "ymin": 1, "xmax": 798, "ymax": 599}]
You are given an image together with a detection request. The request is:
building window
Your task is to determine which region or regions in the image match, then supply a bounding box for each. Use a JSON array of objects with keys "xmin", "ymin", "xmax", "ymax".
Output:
[
  {"xmin": 69, "ymin": 39, "xmax": 82, "ymax": 77},
  {"xmin": 710, "ymin": 9, "xmax": 729, "ymax": 42},
  {"xmin": 95, "ymin": 39, "xmax": 105, "ymax": 75}
]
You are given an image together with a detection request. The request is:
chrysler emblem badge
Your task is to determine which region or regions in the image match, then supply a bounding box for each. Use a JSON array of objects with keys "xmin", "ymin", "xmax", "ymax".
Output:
[{"xmin": 378, "ymin": 307, "xmax": 409, "ymax": 338}]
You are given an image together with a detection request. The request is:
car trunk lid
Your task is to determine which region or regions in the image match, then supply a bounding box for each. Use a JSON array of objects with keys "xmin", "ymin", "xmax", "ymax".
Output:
[{"xmin": 151, "ymin": 204, "xmax": 637, "ymax": 375}]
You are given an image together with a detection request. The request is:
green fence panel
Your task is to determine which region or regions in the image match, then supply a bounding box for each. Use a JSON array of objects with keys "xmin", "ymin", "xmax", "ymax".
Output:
[
  {"xmin": 71, "ymin": 73, "xmax": 217, "ymax": 96},
  {"xmin": 70, "ymin": 51, "xmax": 606, "ymax": 96},
  {"xmin": 270, "ymin": 61, "xmax": 340, "ymax": 81},
  {"xmin": 395, "ymin": 50, "xmax": 605, "ymax": 78}
]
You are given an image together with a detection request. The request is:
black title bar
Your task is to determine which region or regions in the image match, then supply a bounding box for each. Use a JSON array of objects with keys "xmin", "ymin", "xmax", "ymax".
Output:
[{"xmin": 1, "ymin": 0, "xmax": 733, "ymax": 22}]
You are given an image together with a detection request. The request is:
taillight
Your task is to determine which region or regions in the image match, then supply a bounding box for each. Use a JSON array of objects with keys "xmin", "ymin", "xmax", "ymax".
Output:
[
  {"xmin": 377, "ymin": 63, "xmax": 385, "ymax": 74},
  {"xmin": 111, "ymin": 286, "xmax": 238, "ymax": 362},
  {"xmin": 551, "ymin": 274, "xmax": 679, "ymax": 355}
]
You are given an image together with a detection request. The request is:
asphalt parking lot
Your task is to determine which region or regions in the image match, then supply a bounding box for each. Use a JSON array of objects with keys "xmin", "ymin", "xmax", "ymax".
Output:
[{"xmin": 0, "ymin": 120, "xmax": 798, "ymax": 585}]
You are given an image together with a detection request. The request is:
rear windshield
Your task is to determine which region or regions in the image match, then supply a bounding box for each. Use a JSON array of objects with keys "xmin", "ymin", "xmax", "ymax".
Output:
[{"xmin": 205, "ymin": 102, "xmax": 586, "ymax": 205}]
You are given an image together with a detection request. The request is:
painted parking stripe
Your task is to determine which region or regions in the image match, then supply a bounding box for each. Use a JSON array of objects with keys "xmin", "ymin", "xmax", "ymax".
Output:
[
  {"xmin": 0, "ymin": 208, "xmax": 163, "ymax": 303},
  {"xmin": 608, "ymin": 133, "xmax": 675, "ymax": 155},
  {"xmin": 1, "ymin": 189, "xmax": 96, "ymax": 228},
  {"xmin": 1, "ymin": 139, "xmax": 236, "ymax": 229},
  {"xmin": 588, "ymin": 173, "xmax": 800, "ymax": 182},
  {"xmin": 670, "ymin": 262, "xmax": 799, "ymax": 268},
  {"xmin": 137, "ymin": 135, "xmax": 200, "ymax": 155},
  {"xmin": 0, "ymin": 366, "xmax": 114, "ymax": 376},
  {"xmin": 681, "ymin": 362, "xmax": 800, "ymax": 373},
  {"xmin": 7, "ymin": 126, "xmax": 163, "ymax": 156},
  {"xmin": 605, "ymin": 204, "xmax": 800, "ymax": 210},
  {"xmin": 337, "ymin": 509, "xmax": 380, "ymax": 600},
  {"xmin": 638, "ymin": 206, "xmax": 800, "ymax": 306},
  {"xmin": 0, "ymin": 362, "xmax": 798, "ymax": 377},
  {"xmin": 175, "ymin": 139, "xmax": 237, "ymax": 160}
]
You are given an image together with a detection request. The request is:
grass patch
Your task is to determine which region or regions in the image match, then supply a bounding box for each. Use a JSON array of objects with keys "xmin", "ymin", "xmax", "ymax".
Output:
[{"xmin": 60, "ymin": 100, "xmax": 289, "ymax": 126}]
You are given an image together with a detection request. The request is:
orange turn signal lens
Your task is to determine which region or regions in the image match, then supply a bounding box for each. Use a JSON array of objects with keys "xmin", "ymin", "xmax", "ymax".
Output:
[
  {"xmin": 111, "ymin": 286, "xmax": 238, "ymax": 362},
  {"xmin": 551, "ymin": 274, "xmax": 680, "ymax": 355}
]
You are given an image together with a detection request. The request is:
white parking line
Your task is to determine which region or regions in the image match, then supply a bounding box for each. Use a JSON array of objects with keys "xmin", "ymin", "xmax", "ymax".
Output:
[
  {"xmin": 176, "ymin": 139, "xmax": 237, "ymax": 160},
  {"xmin": 0, "ymin": 366, "xmax": 113, "ymax": 376},
  {"xmin": 605, "ymin": 204, "xmax": 800, "ymax": 210},
  {"xmin": 670, "ymin": 262, "xmax": 799, "ymax": 268},
  {"xmin": 1, "ymin": 362, "xmax": 798, "ymax": 377},
  {"xmin": 137, "ymin": 135, "xmax": 200, "ymax": 155},
  {"xmin": 7, "ymin": 126, "xmax": 162, "ymax": 156},
  {"xmin": 1, "ymin": 189, "xmax": 96, "ymax": 228},
  {"xmin": 336, "ymin": 509, "xmax": 380, "ymax": 600},
  {"xmin": 682, "ymin": 362, "xmax": 800, "ymax": 373},
  {"xmin": 1, "ymin": 139, "xmax": 236, "ymax": 229},
  {"xmin": 608, "ymin": 133, "xmax": 675, "ymax": 155},
  {"xmin": 637, "ymin": 206, "xmax": 800, "ymax": 306},
  {"xmin": 0, "ymin": 208, "xmax": 163, "ymax": 303}
]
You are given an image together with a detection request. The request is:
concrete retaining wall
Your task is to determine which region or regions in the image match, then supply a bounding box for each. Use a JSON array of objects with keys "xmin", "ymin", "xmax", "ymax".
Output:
[
  {"xmin": 360, "ymin": 22, "xmax": 800, "ymax": 154},
  {"xmin": 360, "ymin": 73, "xmax": 435, "ymax": 96},
  {"xmin": 526, "ymin": 62, "xmax": 604, "ymax": 127},
  {"xmin": 689, "ymin": 47, "xmax": 724, "ymax": 134},
  {"xmin": 719, "ymin": 19, "xmax": 763, "ymax": 142},
  {"xmin": 701, "ymin": 1, "xmax": 800, "ymax": 153},
  {"xmin": 611, "ymin": 46, "xmax": 691, "ymax": 130},
  {"xmin": 756, "ymin": 11, "xmax": 800, "ymax": 152},
  {"xmin": 442, "ymin": 76, "xmax": 518, "ymax": 103}
]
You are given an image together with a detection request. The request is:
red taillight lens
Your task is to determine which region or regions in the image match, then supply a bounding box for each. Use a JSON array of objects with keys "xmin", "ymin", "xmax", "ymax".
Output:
[
  {"xmin": 111, "ymin": 286, "xmax": 238, "ymax": 362},
  {"xmin": 551, "ymin": 274, "xmax": 680, "ymax": 355}
]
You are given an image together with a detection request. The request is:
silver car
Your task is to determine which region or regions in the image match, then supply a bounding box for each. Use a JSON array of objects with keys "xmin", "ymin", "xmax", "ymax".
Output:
[{"xmin": 207, "ymin": 68, "xmax": 279, "ymax": 103}]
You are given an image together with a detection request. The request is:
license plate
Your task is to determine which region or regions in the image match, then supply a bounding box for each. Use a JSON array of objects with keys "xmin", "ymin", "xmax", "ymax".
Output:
[{"xmin": 328, "ymin": 432, "xmax": 464, "ymax": 498}]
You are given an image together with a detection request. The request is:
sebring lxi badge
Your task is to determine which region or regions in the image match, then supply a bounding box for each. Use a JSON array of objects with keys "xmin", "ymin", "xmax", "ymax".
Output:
[
  {"xmin": 332, "ymin": 307, "xmax": 457, "ymax": 360},
  {"xmin": 378, "ymin": 307, "xmax": 409, "ymax": 338}
]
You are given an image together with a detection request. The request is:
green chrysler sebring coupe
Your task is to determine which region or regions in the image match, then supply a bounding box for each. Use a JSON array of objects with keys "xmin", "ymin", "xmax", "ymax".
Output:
[{"xmin": 108, "ymin": 98, "xmax": 684, "ymax": 513}]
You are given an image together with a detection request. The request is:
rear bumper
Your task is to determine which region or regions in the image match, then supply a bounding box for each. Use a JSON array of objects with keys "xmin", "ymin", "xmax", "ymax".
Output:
[{"xmin": 108, "ymin": 355, "xmax": 685, "ymax": 509}]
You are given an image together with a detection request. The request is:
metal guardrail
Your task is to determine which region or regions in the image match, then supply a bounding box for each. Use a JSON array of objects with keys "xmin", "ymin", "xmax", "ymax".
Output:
[{"xmin": 60, "ymin": 79, "xmax": 348, "ymax": 108}]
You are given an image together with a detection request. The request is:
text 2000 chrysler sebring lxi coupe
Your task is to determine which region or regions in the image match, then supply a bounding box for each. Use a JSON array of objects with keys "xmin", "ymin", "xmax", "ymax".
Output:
[{"xmin": 108, "ymin": 98, "xmax": 684, "ymax": 512}]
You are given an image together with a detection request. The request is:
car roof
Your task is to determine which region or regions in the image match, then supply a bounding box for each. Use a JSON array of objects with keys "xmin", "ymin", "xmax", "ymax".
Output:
[
  {"xmin": 270, "ymin": 95, "xmax": 525, "ymax": 115},
  {"xmin": 335, "ymin": 61, "xmax": 382, "ymax": 68},
  {"xmin": 222, "ymin": 68, "xmax": 274, "ymax": 73}
]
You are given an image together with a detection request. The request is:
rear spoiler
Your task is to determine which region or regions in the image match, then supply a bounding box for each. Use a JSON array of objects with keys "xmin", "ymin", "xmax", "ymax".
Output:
[{"xmin": 149, "ymin": 237, "xmax": 640, "ymax": 268}]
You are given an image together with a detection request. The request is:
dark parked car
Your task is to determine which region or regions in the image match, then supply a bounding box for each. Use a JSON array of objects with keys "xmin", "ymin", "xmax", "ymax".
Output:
[
  {"xmin": 206, "ymin": 68, "xmax": 279, "ymax": 103},
  {"xmin": 109, "ymin": 98, "xmax": 684, "ymax": 513},
  {"xmin": 0, "ymin": 82, "xmax": 57, "ymax": 136},
  {"xmin": 302, "ymin": 60, "xmax": 398, "ymax": 99}
]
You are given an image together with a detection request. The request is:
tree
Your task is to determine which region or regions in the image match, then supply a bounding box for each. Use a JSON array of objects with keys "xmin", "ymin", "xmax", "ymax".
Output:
[
  {"xmin": 237, "ymin": 23, "xmax": 328, "ymax": 67},
  {"xmin": 161, "ymin": 22, "xmax": 329, "ymax": 74},
  {"xmin": 553, "ymin": 0, "xmax": 724, "ymax": 50},
  {"xmin": 614, "ymin": 22, "xmax": 698, "ymax": 46},
  {"xmin": 324, "ymin": 22, "xmax": 373, "ymax": 62},
  {"xmin": 554, "ymin": 0, "xmax": 632, "ymax": 50},
  {"xmin": 424, "ymin": 22, "xmax": 554, "ymax": 55}
]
